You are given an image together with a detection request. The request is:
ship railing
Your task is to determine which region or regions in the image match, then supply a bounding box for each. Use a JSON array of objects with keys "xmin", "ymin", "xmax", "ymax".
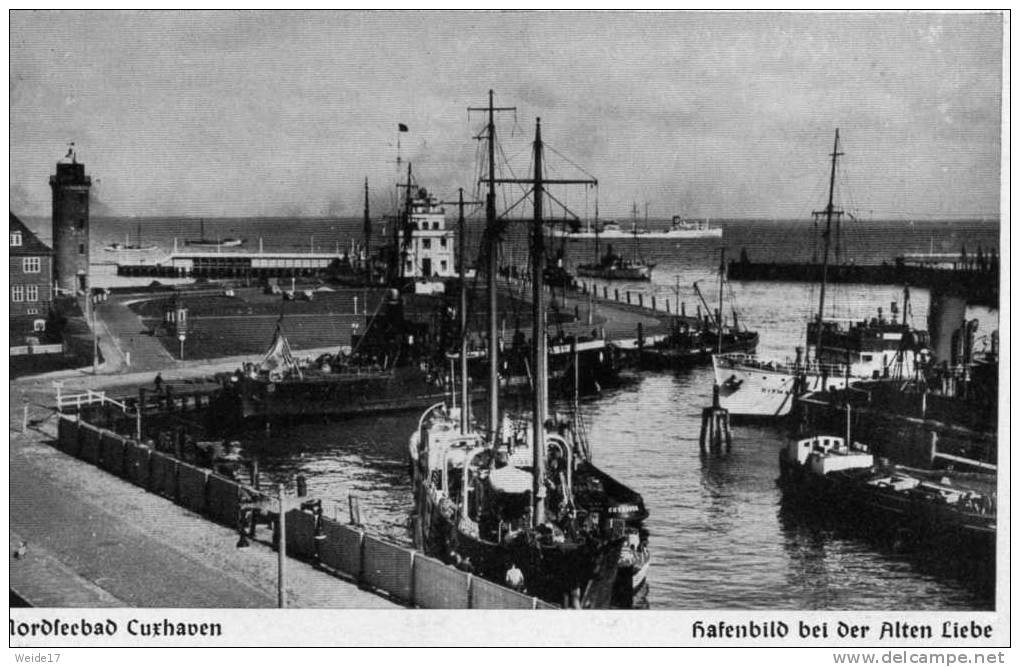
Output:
[{"xmin": 713, "ymin": 352, "xmax": 848, "ymax": 377}]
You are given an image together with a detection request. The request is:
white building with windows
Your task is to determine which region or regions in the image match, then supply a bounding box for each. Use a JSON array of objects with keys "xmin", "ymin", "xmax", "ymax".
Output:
[{"xmin": 403, "ymin": 188, "xmax": 456, "ymax": 280}]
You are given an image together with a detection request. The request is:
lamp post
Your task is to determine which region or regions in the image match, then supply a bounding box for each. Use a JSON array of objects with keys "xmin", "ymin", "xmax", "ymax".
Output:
[
  {"xmin": 238, "ymin": 484, "xmax": 293, "ymax": 609},
  {"xmin": 178, "ymin": 332, "xmax": 186, "ymax": 361}
]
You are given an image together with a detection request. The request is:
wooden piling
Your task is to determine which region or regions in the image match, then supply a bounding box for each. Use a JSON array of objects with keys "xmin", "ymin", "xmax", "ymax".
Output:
[{"xmin": 699, "ymin": 385, "xmax": 732, "ymax": 457}]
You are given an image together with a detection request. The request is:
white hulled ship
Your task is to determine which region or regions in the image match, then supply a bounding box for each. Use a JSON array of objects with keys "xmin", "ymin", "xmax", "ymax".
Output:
[{"xmin": 712, "ymin": 130, "xmax": 928, "ymax": 418}]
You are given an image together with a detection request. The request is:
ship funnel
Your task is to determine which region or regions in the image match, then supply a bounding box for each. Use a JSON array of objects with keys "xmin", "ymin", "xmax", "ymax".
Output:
[{"xmin": 928, "ymin": 288, "xmax": 967, "ymax": 365}]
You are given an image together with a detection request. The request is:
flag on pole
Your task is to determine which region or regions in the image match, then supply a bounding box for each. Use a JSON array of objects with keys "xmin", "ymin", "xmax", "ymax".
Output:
[{"xmin": 398, "ymin": 123, "xmax": 409, "ymax": 132}]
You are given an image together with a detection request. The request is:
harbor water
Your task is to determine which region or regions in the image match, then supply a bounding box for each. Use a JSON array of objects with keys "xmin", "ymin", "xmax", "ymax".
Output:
[{"xmin": 34, "ymin": 214, "xmax": 1000, "ymax": 610}]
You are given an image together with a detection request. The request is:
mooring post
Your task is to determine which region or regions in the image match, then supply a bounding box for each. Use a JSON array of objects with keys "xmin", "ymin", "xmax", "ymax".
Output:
[
  {"xmin": 651, "ymin": 295, "xmax": 656, "ymax": 311},
  {"xmin": 348, "ymin": 494, "xmax": 361, "ymax": 525},
  {"xmin": 666, "ymin": 298, "xmax": 671, "ymax": 313},
  {"xmin": 277, "ymin": 483, "xmax": 287, "ymax": 609},
  {"xmin": 700, "ymin": 385, "xmax": 732, "ymax": 457},
  {"xmin": 681, "ymin": 301, "xmax": 686, "ymax": 317},
  {"xmin": 627, "ymin": 291, "xmax": 631, "ymax": 305}
]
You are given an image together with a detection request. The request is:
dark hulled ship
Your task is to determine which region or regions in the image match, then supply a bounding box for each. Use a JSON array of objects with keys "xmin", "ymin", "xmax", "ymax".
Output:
[{"xmin": 409, "ymin": 93, "xmax": 650, "ymax": 608}]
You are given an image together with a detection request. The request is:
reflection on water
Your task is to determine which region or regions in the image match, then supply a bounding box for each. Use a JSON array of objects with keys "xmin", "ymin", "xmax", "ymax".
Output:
[{"xmin": 243, "ymin": 363, "xmax": 993, "ymax": 609}]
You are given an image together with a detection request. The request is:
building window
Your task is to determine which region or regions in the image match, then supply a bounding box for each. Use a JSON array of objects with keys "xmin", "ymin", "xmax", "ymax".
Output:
[
  {"xmin": 23, "ymin": 257, "xmax": 41, "ymax": 273},
  {"xmin": 33, "ymin": 319, "xmax": 46, "ymax": 332},
  {"xmin": 27, "ymin": 308, "xmax": 39, "ymax": 316},
  {"xmin": 440, "ymin": 260, "xmax": 448, "ymax": 272},
  {"xmin": 10, "ymin": 232, "xmax": 22, "ymax": 246},
  {"xmin": 433, "ymin": 222, "xmax": 440, "ymax": 230},
  {"xmin": 440, "ymin": 238, "xmax": 447, "ymax": 248},
  {"xmin": 26, "ymin": 285, "xmax": 39, "ymax": 302},
  {"xmin": 422, "ymin": 239, "xmax": 431, "ymax": 249},
  {"xmin": 12, "ymin": 285, "xmax": 24, "ymax": 302},
  {"xmin": 79, "ymin": 243, "xmax": 85, "ymax": 255}
]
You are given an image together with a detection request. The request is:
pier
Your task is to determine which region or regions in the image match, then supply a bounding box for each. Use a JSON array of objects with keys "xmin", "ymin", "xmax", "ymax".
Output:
[
  {"xmin": 115, "ymin": 249, "xmax": 348, "ymax": 279},
  {"xmin": 727, "ymin": 249, "xmax": 1000, "ymax": 307}
]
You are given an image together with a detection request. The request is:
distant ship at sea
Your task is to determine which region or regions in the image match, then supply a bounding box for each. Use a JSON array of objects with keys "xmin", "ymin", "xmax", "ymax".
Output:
[
  {"xmin": 551, "ymin": 215, "xmax": 721, "ymax": 240},
  {"xmin": 104, "ymin": 221, "xmax": 158, "ymax": 253},
  {"xmin": 184, "ymin": 219, "xmax": 245, "ymax": 248}
]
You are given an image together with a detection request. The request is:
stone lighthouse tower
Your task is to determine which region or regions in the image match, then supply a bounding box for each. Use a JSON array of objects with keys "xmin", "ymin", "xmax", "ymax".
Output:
[{"xmin": 50, "ymin": 150, "xmax": 92, "ymax": 295}]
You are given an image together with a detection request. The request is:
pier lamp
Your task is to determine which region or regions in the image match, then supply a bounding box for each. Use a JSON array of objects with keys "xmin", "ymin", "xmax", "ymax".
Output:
[{"xmin": 178, "ymin": 332, "xmax": 187, "ymax": 361}]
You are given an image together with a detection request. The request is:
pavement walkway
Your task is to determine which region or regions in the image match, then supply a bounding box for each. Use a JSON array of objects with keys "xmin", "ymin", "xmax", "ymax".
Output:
[{"xmin": 93, "ymin": 298, "xmax": 176, "ymax": 372}]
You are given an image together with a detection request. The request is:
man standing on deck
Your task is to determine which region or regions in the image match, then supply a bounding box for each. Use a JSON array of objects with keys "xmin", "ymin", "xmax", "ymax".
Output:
[{"xmin": 505, "ymin": 563, "xmax": 524, "ymax": 591}]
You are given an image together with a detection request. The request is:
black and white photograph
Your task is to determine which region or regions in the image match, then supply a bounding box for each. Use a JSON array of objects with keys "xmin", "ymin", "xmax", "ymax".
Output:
[{"xmin": 8, "ymin": 9, "xmax": 1007, "ymax": 652}]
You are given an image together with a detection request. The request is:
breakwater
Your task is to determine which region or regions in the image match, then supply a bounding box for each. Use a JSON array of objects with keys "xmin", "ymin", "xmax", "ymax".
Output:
[{"xmin": 727, "ymin": 256, "xmax": 999, "ymax": 307}]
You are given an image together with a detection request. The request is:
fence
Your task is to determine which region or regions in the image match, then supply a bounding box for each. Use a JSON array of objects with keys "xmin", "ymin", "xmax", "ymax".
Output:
[
  {"xmin": 53, "ymin": 414, "xmax": 555, "ymax": 610},
  {"xmin": 55, "ymin": 388, "xmax": 130, "ymax": 414}
]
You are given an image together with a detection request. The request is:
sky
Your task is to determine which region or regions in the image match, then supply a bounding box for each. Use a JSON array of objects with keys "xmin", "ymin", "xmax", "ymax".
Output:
[{"xmin": 9, "ymin": 11, "xmax": 1005, "ymax": 220}]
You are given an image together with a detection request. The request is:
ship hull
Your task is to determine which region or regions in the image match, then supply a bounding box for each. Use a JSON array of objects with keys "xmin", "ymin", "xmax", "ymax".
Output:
[
  {"xmin": 642, "ymin": 332, "xmax": 758, "ymax": 369},
  {"xmin": 415, "ymin": 490, "xmax": 623, "ymax": 609},
  {"xmin": 713, "ymin": 356, "xmax": 848, "ymax": 418},
  {"xmin": 778, "ymin": 451, "xmax": 996, "ymax": 561},
  {"xmin": 576, "ymin": 265, "xmax": 652, "ymax": 281},
  {"xmin": 225, "ymin": 366, "xmax": 456, "ymax": 419}
]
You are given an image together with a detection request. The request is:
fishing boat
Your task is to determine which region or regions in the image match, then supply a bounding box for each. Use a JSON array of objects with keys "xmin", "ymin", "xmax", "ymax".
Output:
[
  {"xmin": 778, "ymin": 429, "xmax": 996, "ymax": 559},
  {"xmin": 712, "ymin": 130, "xmax": 929, "ymax": 417},
  {"xmin": 642, "ymin": 249, "xmax": 758, "ymax": 369},
  {"xmin": 185, "ymin": 219, "xmax": 245, "ymax": 248},
  {"xmin": 575, "ymin": 204, "xmax": 655, "ymax": 281},
  {"xmin": 409, "ymin": 93, "xmax": 649, "ymax": 608},
  {"xmin": 104, "ymin": 222, "xmax": 159, "ymax": 252}
]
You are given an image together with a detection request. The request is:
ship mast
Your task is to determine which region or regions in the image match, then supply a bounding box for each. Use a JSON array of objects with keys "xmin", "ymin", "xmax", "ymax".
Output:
[
  {"xmin": 457, "ymin": 188, "xmax": 470, "ymax": 433},
  {"xmin": 531, "ymin": 118, "xmax": 548, "ymax": 526},
  {"xmin": 469, "ymin": 90, "xmax": 515, "ymax": 440},
  {"xmin": 717, "ymin": 247, "xmax": 726, "ymax": 354},
  {"xmin": 812, "ymin": 129, "xmax": 844, "ymax": 362},
  {"xmin": 363, "ymin": 178, "xmax": 372, "ymax": 283},
  {"xmin": 399, "ymin": 162, "xmax": 413, "ymax": 281}
]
